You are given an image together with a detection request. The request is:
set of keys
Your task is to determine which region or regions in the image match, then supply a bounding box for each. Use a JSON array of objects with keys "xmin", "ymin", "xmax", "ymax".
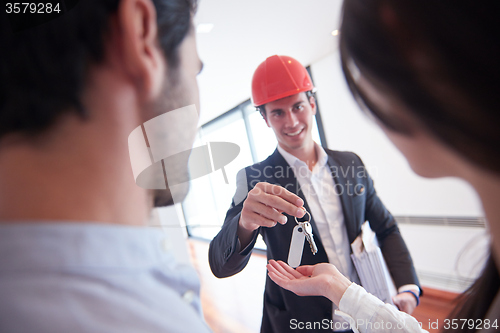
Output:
[
  {"xmin": 287, "ymin": 208, "xmax": 317, "ymax": 268},
  {"xmin": 295, "ymin": 210, "xmax": 318, "ymax": 255}
]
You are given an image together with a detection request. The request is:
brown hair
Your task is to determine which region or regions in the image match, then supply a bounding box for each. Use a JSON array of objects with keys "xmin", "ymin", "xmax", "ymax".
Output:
[
  {"xmin": 340, "ymin": 0, "xmax": 500, "ymax": 174},
  {"xmin": 340, "ymin": 0, "xmax": 500, "ymax": 328}
]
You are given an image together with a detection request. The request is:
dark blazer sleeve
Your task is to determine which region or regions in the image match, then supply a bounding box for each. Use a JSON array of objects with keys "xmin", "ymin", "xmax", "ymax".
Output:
[
  {"xmin": 208, "ymin": 168, "xmax": 260, "ymax": 278},
  {"xmin": 355, "ymin": 154, "xmax": 421, "ymax": 291}
]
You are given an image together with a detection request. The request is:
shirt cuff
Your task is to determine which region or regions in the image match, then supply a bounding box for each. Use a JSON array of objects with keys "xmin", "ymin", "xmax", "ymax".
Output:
[
  {"xmin": 398, "ymin": 284, "xmax": 420, "ymax": 295},
  {"xmin": 338, "ymin": 283, "xmax": 426, "ymax": 333},
  {"xmin": 237, "ymin": 229, "xmax": 259, "ymax": 255},
  {"xmin": 339, "ymin": 283, "xmax": 385, "ymax": 321}
]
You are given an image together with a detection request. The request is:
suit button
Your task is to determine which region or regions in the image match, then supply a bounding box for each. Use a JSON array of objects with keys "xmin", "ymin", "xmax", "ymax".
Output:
[
  {"xmin": 182, "ymin": 290, "xmax": 196, "ymax": 304},
  {"xmin": 356, "ymin": 184, "xmax": 365, "ymax": 195}
]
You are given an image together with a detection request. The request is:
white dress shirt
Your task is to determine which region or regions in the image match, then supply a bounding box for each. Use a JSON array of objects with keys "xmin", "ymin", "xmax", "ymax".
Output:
[
  {"xmin": 277, "ymin": 143, "xmax": 359, "ymax": 284},
  {"xmin": 278, "ymin": 143, "xmax": 360, "ymax": 329}
]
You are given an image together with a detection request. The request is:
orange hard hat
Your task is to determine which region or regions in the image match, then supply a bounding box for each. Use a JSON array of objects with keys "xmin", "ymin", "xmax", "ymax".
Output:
[{"xmin": 251, "ymin": 55, "xmax": 314, "ymax": 107}]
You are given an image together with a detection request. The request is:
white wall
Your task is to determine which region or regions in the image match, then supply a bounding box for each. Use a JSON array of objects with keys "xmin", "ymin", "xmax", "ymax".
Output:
[
  {"xmin": 310, "ymin": 51, "xmax": 488, "ymax": 292},
  {"xmin": 399, "ymin": 224, "xmax": 489, "ymax": 292}
]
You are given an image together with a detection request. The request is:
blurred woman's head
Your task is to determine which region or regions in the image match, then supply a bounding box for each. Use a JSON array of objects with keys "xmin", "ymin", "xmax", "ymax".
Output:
[
  {"xmin": 339, "ymin": 1, "xmax": 500, "ymax": 326},
  {"xmin": 340, "ymin": 1, "xmax": 500, "ymax": 178}
]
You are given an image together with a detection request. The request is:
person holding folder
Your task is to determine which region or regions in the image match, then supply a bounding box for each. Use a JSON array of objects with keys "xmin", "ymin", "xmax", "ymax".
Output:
[
  {"xmin": 267, "ymin": 1, "xmax": 500, "ymax": 332},
  {"xmin": 209, "ymin": 54, "xmax": 420, "ymax": 332}
]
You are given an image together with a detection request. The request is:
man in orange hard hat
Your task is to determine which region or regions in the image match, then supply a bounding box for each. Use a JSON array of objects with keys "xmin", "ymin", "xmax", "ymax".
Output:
[{"xmin": 209, "ymin": 55, "xmax": 420, "ymax": 332}]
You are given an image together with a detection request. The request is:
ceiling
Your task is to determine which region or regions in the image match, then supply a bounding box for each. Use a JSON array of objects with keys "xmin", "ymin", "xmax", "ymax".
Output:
[{"xmin": 193, "ymin": 0, "xmax": 344, "ymax": 124}]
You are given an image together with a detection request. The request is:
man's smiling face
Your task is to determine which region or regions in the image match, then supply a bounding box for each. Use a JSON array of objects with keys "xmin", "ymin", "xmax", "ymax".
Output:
[{"xmin": 263, "ymin": 92, "xmax": 317, "ymax": 153}]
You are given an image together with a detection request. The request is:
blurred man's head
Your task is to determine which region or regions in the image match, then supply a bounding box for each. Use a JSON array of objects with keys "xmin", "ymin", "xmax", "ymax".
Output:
[
  {"xmin": 0, "ymin": 0, "xmax": 201, "ymax": 223},
  {"xmin": 0, "ymin": 0, "xmax": 198, "ymax": 139}
]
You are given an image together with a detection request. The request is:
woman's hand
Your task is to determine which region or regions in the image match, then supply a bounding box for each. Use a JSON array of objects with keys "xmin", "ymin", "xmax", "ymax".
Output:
[{"xmin": 266, "ymin": 260, "xmax": 352, "ymax": 305}]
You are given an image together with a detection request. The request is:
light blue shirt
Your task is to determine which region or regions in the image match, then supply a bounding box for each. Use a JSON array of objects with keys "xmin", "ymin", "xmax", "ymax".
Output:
[{"xmin": 0, "ymin": 223, "xmax": 212, "ymax": 333}]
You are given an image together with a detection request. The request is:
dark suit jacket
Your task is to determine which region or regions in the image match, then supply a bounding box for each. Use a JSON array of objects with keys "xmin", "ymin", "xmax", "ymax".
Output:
[{"xmin": 209, "ymin": 149, "xmax": 420, "ymax": 333}]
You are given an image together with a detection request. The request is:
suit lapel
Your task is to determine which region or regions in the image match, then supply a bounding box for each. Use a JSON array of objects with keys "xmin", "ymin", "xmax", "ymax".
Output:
[{"xmin": 327, "ymin": 152, "xmax": 357, "ymax": 244}]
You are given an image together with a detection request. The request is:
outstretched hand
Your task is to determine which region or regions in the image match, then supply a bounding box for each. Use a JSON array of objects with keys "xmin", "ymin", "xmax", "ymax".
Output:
[{"xmin": 266, "ymin": 260, "xmax": 352, "ymax": 305}]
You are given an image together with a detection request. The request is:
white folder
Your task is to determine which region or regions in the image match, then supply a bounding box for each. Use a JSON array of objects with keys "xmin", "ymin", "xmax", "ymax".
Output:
[{"xmin": 350, "ymin": 222, "xmax": 397, "ymax": 305}]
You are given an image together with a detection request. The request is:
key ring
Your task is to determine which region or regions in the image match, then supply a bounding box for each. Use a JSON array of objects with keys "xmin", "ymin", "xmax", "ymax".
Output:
[{"xmin": 295, "ymin": 210, "xmax": 311, "ymax": 224}]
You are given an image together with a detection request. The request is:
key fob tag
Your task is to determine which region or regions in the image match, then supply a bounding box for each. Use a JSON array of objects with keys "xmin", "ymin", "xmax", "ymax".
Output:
[{"xmin": 287, "ymin": 224, "xmax": 305, "ymax": 268}]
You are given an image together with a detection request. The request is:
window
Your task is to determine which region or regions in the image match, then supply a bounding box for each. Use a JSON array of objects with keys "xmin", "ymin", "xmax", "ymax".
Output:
[{"xmin": 182, "ymin": 108, "xmax": 253, "ymax": 240}]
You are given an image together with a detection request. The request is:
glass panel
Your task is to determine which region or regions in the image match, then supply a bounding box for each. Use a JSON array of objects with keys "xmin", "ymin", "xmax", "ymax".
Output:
[
  {"xmin": 312, "ymin": 116, "xmax": 322, "ymax": 145},
  {"xmin": 184, "ymin": 113, "xmax": 254, "ymax": 240},
  {"xmin": 247, "ymin": 110, "xmax": 278, "ymax": 162}
]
